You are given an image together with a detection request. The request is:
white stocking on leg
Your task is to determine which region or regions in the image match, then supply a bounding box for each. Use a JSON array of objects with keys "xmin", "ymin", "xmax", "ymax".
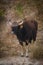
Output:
[
  {"xmin": 25, "ymin": 45, "xmax": 29, "ymax": 57},
  {"xmin": 21, "ymin": 42, "xmax": 26, "ymax": 56},
  {"xmin": 21, "ymin": 46, "xmax": 24, "ymax": 56}
]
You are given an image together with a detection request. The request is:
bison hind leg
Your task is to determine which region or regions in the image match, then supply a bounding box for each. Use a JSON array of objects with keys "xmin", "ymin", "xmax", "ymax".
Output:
[
  {"xmin": 24, "ymin": 40, "xmax": 29, "ymax": 57},
  {"xmin": 26, "ymin": 42, "xmax": 28, "ymax": 45},
  {"xmin": 29, "ymin": 40, "xmax": 31, "ymax": 43}
]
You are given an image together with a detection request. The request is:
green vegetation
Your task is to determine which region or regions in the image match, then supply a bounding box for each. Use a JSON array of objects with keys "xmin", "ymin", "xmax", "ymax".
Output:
[
  {"xmin": 16, "ymin": 3, "xmax": 23, "ymax": 13},
  {"xmin": 15, "ymin": 3, "xmax": 23, "ymax": 17},
  {"xmin": 0, "ymin": 8, "xmax": 5, "ymax": 22},
  {"xmin": 0, "ymin": 9, "xmax": 5, "ymax": 16}
]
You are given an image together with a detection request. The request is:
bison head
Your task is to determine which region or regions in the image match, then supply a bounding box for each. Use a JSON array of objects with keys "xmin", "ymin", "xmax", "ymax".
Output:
[{"xmin": 10, "ymin": 20, "xmax": 24, "ymax": 34}]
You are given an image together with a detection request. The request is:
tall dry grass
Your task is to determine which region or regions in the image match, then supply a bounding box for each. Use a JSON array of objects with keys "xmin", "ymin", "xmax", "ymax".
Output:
[{"xmin": 29, "ymin": 43, "xmax": 43, "ymax": 59}]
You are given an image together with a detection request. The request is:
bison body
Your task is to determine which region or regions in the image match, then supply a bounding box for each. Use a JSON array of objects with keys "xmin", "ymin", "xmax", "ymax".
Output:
[{"xmin": 11, "ymin": 20, "xmax": 38, "ymax": 46}]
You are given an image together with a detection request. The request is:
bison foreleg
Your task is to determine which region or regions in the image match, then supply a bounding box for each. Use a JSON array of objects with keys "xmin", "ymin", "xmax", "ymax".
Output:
[
  {"xmin": 25, "ymin": 45, "xmax": 29, "ymax": 57},
  {"xmin": 32, "ymin": 40, "xmax": 34, "ymax": 44},
  {"xmin": 21, "ymin": 46, "xmax": 24, "ymax": 56},
  {"xmin": 20, "ymin": 42, "xmax": 25, "ymax": 56}
]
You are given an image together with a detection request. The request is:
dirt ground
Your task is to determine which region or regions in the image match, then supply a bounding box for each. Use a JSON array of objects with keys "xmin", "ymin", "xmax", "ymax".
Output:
[{"xmin": 0, "ymin": 56, "xmax": 43, "ymax": 65}]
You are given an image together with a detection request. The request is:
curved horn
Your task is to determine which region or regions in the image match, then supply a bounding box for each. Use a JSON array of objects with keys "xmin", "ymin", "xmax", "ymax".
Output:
[{"xmin": 18, "ymin": 20, "xmax": 23, "ymax": 25}]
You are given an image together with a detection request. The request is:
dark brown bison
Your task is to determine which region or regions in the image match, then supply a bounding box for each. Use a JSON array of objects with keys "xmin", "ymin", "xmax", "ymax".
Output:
[{"xmin": 11, "ymin": 19, "xmax": 38, "ymax": 56}]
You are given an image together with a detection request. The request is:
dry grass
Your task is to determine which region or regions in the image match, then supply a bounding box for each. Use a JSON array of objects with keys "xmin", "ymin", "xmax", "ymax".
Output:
[
  {"xmin": 29, "ymin": 43, "xmax": 43, "ymax": 59},
  {"xmin": 0, "ymin": 0, "xmax": 43, "ymax": 59}
]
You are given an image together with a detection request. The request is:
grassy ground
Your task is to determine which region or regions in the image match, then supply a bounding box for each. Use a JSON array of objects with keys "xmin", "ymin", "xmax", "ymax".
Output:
[{"xmin": 0, "ymin": 0, "xmax": 43, "ymax": 59}]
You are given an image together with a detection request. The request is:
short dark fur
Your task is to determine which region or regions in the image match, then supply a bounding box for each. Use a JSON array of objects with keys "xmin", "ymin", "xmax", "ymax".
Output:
[{"xmin": 11, "ymin": 20, "xmax": 38, "ymax": 46}]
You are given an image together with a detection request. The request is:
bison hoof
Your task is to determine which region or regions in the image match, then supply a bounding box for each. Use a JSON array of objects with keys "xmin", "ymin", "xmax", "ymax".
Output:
[
  {"xmin": 25, "ymin": 53, "xmax": 29, "ymax": 57},
  {"xmin": 26, "ymin": 55, "xmax": 29, "ymax": 57},
  {"xmin": 21, "ymin": 53, "xmax": 24, "ymax": 57},
  {"xmin": 21, "ymin": 54, "xmax": 24, "ymax": 57}
]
